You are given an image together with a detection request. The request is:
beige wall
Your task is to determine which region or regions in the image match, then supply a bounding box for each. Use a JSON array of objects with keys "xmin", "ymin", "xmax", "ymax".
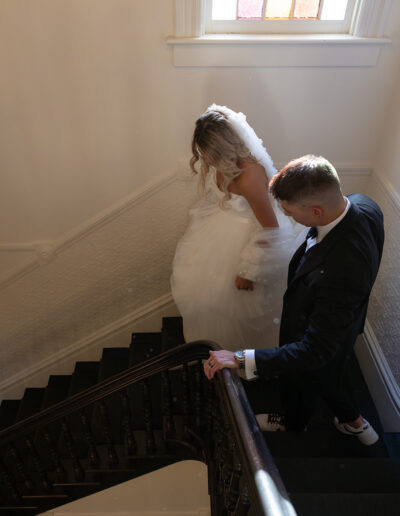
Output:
[
  {"xmin": 1, "ymin": 0, "xmax": 399, "ymax": 247},
  {"xmin": 1, "ymin": 0, "xmax": 400, "ymax": 395},
  {"xmin": 40, "ymin": 460, "xmax": 210, "ymax": 515}
]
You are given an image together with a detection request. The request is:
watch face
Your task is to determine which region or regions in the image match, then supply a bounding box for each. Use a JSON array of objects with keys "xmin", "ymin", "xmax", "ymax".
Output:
[{"xmin": 235, "ymin": 350, "xmax": 245, "ymax": 359}]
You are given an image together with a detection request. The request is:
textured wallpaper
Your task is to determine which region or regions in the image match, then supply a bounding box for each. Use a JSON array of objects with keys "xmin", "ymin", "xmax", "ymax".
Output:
[
  {"xmin": 366, "ymin": 177, "xmax": 400, "ymax": 385},
  {"xmin": 0, "ymin": 176, "xmax": 197, "ymax": 387}
]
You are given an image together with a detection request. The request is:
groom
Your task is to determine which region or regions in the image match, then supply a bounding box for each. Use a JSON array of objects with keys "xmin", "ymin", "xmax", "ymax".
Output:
[{"xmin": 204, "ymin": 155, "xmax": 384, "ymax": 445}]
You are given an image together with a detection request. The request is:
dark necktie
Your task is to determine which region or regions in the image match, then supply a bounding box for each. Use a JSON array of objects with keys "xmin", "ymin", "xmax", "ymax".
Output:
[
  {"xmin": 307, "ymin": 226, "xmax": 318, "ymax": 240},
  {"xmin": 295, "ymin": 226, "xmax": 318, "ymax": 274}
]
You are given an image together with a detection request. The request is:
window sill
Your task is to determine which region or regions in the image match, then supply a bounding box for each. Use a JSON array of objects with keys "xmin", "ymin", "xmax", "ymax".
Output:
[{"xmin": 167, "ymin": 34, "xmax": 390, "ymax": 67}]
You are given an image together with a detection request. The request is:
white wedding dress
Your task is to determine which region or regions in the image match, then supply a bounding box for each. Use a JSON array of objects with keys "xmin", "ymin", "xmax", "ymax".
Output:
[{"xmin": 171, "ymin": 169, "xmax": 302, "ymax": 351}]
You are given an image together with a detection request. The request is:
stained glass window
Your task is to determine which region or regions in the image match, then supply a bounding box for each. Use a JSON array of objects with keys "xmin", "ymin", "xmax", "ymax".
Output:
[{"xmin": 212, "ymin": 0, "xmax": 350, "ymax": 21}]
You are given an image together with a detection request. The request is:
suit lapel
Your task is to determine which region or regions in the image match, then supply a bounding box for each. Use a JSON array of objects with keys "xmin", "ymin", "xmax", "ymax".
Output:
[{"xmin": 287, "ymin": 200, "xmax": 360, "ymax": 285}]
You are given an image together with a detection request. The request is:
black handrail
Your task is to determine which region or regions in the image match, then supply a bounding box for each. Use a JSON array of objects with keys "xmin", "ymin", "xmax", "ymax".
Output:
[
  {"xmin": 218, "ymin": 369, "xmax": 296, "ymax": 515},
  {"xmin": 0, "ymin": 340, "xmax": 296, "ymax": 515}
]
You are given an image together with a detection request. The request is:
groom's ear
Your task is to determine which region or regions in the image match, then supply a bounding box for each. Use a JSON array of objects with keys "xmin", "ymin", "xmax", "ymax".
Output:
[{"xmin": 311, "ymin": 206, "xmax": 323, "ymax": 218}]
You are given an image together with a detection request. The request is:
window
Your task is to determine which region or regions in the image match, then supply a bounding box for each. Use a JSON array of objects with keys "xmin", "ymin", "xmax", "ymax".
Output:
[
  {"xmin": 207, "ymin": 0, "xmax": 356, "ymax": 34},
  {"xmin": 169, "ymin": 0, "xmax": 392, "ymax": 68}
]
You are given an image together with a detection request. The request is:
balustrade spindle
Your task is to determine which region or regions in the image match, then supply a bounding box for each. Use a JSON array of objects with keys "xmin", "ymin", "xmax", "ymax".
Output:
[
  {"xmin": 142, "ymin": 379, "xmax": 156, "ymax": 454},
  {"xmin": 79, "ymin": 409, "xmax": 100, "ymax": 469},
  {"xmin": 226, "ymin": 459, "xmax": 242, "ymax": 512},
  {"xmin": 120, "ymin": 389, "xmax": 137, "ymax": 455},
  {"xmin": 161, "ymin": 371, "xmax": 175, "ymax": 439},
  {"xmin": 0, "ymin": 458, "xmax": 20, "ymax": 501},
  {"xmin": 194, "ymin": 360, "xmax": 203, "ymax": 430},
  {"xmin": 24, "ymin": 434, "xmax": 52, "ymax": 492},
  {"xmin": 61, "ymin": 418, "xmax": 85, "ymax": 481},
  {"xmin": 43, "ymin": 426, "xmax": 66, "ymax": 482},
  {"xmin": 236, "ymin": 481, "xmax": 251, "ymax": 516},
  {"xmin": 181, "ymin": 363, "xmax": 191, "ymax": 438},
  {"xmin": 8, "ymin": 443, "xmax": 34, "ymax": 491},
  {"xmin": 98, "ymin": 400, "xmax": 119, "ymax": 468},
  {"xmin": 206, "ymin": 380, "xmax": 215, "ymax": 446}
]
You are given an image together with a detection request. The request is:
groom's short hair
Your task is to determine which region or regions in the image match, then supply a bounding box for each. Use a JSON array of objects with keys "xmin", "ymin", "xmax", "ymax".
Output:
[{"xmin": 269, "ymin": 155, "xmax": 342, "ymax": 204}]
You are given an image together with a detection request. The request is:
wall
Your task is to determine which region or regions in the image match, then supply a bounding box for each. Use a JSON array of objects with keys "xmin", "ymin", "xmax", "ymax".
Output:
[
  {"xmin": 1, "ymin": 0, "xmax": 400, "ymax": 396},
  {"xmin": 40, "ymin": 460, "xmax": 210, "ymax": 515}
]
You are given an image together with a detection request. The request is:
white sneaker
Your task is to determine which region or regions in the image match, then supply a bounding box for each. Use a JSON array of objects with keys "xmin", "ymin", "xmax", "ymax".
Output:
[
  {"xmin": 256, "ymin": 413, "xmax": 286, "ymax": 432},
  {"xmin": 334, "ymin": 417, "xmax": 379, "ymax": 445}
]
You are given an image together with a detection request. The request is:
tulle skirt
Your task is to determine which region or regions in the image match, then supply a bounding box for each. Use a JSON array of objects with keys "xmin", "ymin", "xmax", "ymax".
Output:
[{"xmin": 171, "ymin": 202, "xmax": 290, "ymax": 351}]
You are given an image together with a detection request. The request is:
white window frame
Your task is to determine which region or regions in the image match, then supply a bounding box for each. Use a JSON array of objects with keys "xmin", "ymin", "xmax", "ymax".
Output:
[
  {"xmin": 168, "ymin": 0, "xmax": 392, "ymax": 67},
  {"xmin": 206, "ymin": 0, "xmax": 357, "ymax": 35}
]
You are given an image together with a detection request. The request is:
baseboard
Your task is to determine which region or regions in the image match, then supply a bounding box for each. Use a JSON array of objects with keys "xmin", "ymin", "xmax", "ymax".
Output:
[
  {"xmin": 355, "ymin": 320, "xmax": 400, "ymax": 432},
  {"xmin": 0, "ymin": 293, "xmax": 178, "ymax": 401}
]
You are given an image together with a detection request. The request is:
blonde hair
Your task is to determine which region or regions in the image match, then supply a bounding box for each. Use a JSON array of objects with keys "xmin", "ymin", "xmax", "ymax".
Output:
[{"xmin": 190, "ymin": 109, "xmax": 256, "ymax": 205}]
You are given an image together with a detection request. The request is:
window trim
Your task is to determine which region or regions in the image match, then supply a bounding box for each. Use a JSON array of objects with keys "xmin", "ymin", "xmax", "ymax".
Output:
[
  {"xmin": 205, "ymin": 0, "xmax": 357, "ymax": 35},
  {"xmin": 169, "ymin": 0, "xmax": 392, "ymax": 67},
  {"xmin": 173, "ymin": 0, "xmax": 393, "ymax": 38}
]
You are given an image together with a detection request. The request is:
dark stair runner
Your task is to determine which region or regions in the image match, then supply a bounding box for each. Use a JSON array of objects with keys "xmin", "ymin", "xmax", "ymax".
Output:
[{"xmin": 0, "ymin": 316, "xmax": 399, "ymax": 515}]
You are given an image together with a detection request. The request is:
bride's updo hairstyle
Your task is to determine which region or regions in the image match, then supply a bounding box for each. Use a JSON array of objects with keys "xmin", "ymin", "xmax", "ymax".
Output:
[{"xmin": 190, "ymin": 107, "xmax": 256, "ymax": 204}]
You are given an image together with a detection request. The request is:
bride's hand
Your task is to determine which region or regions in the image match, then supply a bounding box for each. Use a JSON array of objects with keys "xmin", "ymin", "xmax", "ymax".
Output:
[{"xmin": 235, "ymin": 275, "xmax": 254, "ymax": 291}]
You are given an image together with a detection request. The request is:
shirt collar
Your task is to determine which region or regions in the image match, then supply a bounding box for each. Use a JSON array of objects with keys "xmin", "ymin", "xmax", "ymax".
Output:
[{"xmin": 317, "ymin": 197, "xmax": 351, "ymax": 243}]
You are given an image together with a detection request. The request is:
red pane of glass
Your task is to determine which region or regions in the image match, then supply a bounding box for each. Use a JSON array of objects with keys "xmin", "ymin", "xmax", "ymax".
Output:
[
  {"xmin": 293, "ymin": 0, "xmax": 321, "ymax": 19},
  {"xmin": 238, "ymin": 0, "xmax": 264, "ymax": 19}
]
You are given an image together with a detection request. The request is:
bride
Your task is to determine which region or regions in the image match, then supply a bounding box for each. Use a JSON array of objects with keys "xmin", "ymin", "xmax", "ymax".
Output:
[{"xmin": 171, "ymin": 105, "xmax": 302, "ymax": 350}]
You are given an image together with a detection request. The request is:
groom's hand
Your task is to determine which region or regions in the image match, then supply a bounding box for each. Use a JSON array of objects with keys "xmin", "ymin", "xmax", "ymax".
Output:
[
  {"xmin": 204, "ymin": 350, "xmax": 238, "ymax": 380},
  {"xmin": 235, "ymin": 275, "xmax": 254, "ymax": 291}
]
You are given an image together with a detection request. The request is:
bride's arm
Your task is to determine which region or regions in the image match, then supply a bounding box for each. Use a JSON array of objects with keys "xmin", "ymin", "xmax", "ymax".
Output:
[{"xmin": 234, "ymin": 162, "xmax": 279, "ymax": 290}]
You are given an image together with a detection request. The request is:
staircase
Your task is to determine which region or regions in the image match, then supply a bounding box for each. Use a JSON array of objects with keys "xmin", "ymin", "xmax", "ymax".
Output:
[
  {"xmin": 0, "ymin": 317, "xmax": 399, "ymax": 515},
  {"xmin": 243, "ymin": 355, "xmax": 400, "ymax": 515}
]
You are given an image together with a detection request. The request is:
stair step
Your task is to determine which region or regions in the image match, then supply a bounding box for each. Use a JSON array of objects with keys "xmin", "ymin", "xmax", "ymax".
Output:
[
  {"xmin": 16, "ymin": 388, "xmax": 45, "ymax": 422},
  {"xmin": 68, "ymin": 361, "xmax": 100, "ymax": 395},
  {"xmin": 0, "ymin": 400, "xmax": 20, "ymax": 430},
  {"xmin": 161, "ymin": 316, "xmax": 185, "ymax": 351},
  {"xmin": 42, "ymin": 375, "xmax": 71, "ymax": 409},
  {"xmin": 276, "ymin": 457, "xmax": 400, "ymax": 493},
  {"xmin": 128, "ymin": 334, "xmax": 163, "ymax": 430},
  {"xmin": 90, "ymin": 348, "xmax": 130, "ymax": 444},
  {"xmin": 130, "ymin": 332, "xmax": 162, "ymax": 366},
  {"xmin": 264, "ymin": 430, "xmax": 388, "ymax": 459},
  {"xmin": 98, "ymin": 348, "xmax": 130, "ymax": 381},
  {"xmin": 290, "ymin": 492, "xmax": 400, "ymax": 516}
]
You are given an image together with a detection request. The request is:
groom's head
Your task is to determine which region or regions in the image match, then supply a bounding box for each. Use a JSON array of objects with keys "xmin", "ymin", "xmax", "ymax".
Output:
[{"xmin": 269, "ymin": 155, "xmax": 345, "ymax": 227}]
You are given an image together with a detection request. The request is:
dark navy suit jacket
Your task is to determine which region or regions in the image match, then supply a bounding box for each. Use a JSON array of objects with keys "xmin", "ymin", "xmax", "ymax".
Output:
[{"xmin": 254, "ymin": 194, "xmax": 384, "ymax": 378}]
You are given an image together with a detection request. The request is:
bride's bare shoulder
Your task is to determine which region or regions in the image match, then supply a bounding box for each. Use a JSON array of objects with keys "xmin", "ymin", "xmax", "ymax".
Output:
[{"xmin": 235, "ymin": 161, "xmax": 268, "ymax": 190}]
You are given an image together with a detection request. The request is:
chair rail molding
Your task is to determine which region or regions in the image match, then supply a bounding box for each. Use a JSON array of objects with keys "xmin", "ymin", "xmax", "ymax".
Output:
[
  {"xmin": 0, "ymin": 165, "xmax": 194, "ymax": 291},
  {"xmin": 0, "ymin": 163, "xmax": 369, "ymax": 290}
]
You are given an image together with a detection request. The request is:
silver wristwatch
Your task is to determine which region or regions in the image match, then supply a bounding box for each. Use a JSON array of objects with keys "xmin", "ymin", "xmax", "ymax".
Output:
[{"xmin": 234, "ymin": 349, "xmax": 246, "ymax": 370}]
